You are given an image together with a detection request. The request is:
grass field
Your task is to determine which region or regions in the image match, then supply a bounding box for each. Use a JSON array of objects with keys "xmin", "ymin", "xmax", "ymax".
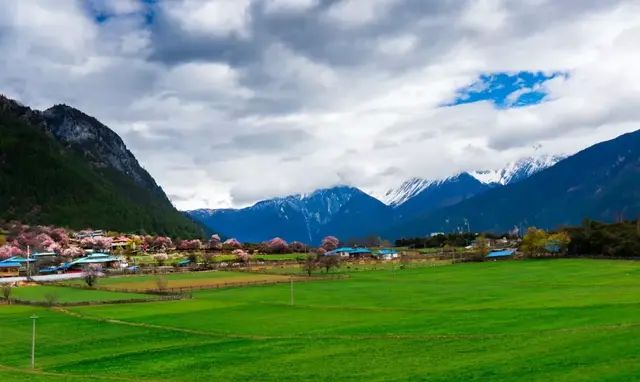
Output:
[
  {"xmin": 64, "ymin": 270, "xmax": 296, "ymax": 291},
  {"xmin": 9, "ymin": 285, "xmax": 157, "ymax": 303},
  {"xmin": 2, "ymin": 259, "xmax": 640, "ymax": 381}
]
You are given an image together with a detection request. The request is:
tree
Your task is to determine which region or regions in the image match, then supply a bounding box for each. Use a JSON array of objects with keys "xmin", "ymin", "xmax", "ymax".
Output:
[
  {"xmin": 547, "ymin": 231, "xmax": 571, "ymax": 255},
  {"xmin": 94, "ymin": 236, "xmax": 113, "ymax": 251},
  {"xmin": 319, "ymin": 255, "xmax": 340, "ymax": 273},
  {"xmin": 302, "ymin": 254, "xmax": 318, "ymax": 276},
  {"xmin": 0, "ymin": 244, "xmax": 23, "ymax": 260},
  {"xmin": 321, "ymin": 236, "xmax": 339, "ymax": 251},
  {"xmin": 472, "ymin": 235, "xmax": 489, "ymax": 261},
  {"xmin": 83, "ymin": 265, "xmax": 99, "ymax": 288},
  {"xmin": 44, "ymin": 292, "xmax": 59, "ymax": 306},
  {"xmin": 233, "ymin": 249, "xmax": 250, "ymax": 263},
  {"xmin": 520, "ymin": 227, "xmax": 549, "ymax": 258},
  {"xmin": 223, "ymin": 238, "xmax": 242, "ymax": 250},
  {"xmin": 289, "ymin": 241, "xmax": 308, "ymax": 253},
  {"xmin": 265, "ymin": 237, "xmax": 289, "ymax": 254},
  {"xmin": 154, "ymin": 253, "xmax": 169, "ymax": 266},
  {"xmin": 2, "ymin": 284, "xmax": 11, "ymax": 303},
  {"xmin": 208, "ymin": 234, "xmax": 222, "ymax": 250},
  {"xmin": 203, "ymin": 252, "xmax": 215, "ymax": 267},
  {"xmin": 156, "ymin": 275, "xmax": 168, "ymax": 291},
  {"xmin": 62, "ymin": 246, "xmax": 84, "ymax": 259}
]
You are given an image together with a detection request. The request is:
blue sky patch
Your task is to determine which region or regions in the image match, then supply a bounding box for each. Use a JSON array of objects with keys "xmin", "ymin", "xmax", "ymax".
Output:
[{"xmin": 449, "ymin": 71, "xmax": 567, "ymax": 108}]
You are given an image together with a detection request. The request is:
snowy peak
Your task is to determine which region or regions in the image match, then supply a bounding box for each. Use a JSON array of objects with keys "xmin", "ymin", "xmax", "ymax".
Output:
[
  {"xmin": 382, "ymin": 155, "xmax": 565, "ymax": 207},
  {"xmin": 382, "ymin": 178, "xmax": 434, "ymax": 206},
  {"xmin": 470, "ymin": 154, "xmax": 565, "ymax": 185}
]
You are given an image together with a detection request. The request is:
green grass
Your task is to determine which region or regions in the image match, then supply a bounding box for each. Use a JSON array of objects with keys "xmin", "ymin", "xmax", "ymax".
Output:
[
  {"xmin": 9, "ymin": 285, "xmax": 157, "ymax": 303},
  {"xmin": 63, "ymin": 270, "xmax": 292, "ymax": 291},
  {"xmin": 2, "ymin": 259, "xmax": 640, "ymax": 381}
]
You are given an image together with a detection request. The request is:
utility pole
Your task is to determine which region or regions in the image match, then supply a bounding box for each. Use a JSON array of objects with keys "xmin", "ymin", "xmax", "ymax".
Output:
[
  {"xmin": 30, "ymin": 315, "xmax": 38, "ymax": 369},
  {"xmin": 289, "ymin": 277, "xmax": 294, "ymax": 306},
  {"xmin": 26, "ymin": 245, "xmax": 30, "ymax": 279}
]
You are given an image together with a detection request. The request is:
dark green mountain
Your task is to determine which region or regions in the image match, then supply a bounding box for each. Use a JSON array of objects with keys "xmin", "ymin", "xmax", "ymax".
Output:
[
  {"xmin": 0, "ymin": 95, "xmax": 203, "ymax": 238},
  {"xmin": 385, "ymin": 128, "xmax": 640, "ymax": 238}
]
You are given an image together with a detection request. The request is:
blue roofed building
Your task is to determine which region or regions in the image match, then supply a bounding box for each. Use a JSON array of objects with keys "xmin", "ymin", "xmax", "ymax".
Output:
[
  {"xmin": 60, "ymin": 253, "xmax": 124, "ymax": 272},
  {"xmin": 325, "ymin": 247, "xmax": 373, "ymax": 258},
  {"xmin": 486, "ymin": 249, "xmax": 516, "ymax": 260},
  {"xmin": 375, "ymin": 249, "xmax": 399, "ymax": 260}
]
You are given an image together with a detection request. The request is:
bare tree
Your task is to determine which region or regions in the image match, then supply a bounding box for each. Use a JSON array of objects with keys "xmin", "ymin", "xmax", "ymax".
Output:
[
  {"xmin": 83, "ymin": 265, "xmax": 99, "ymax": 288},
  {"xmin": 2, "ymin": 284, "xmax": 11, "ymax": 304},
  {"xmin": 44, "ymin": 292, "xmax": 59, "ymax": 306},
  {"xmin": 156, "ymin": 275, "xmax": 168, "ymax": 291},
  {"xmin": 302, "ymin": 254, "xmax": 318, "ymax": 276},
  {"xmin": 319, "ymin": 255, "xmax": 340, "ymax": 273}
]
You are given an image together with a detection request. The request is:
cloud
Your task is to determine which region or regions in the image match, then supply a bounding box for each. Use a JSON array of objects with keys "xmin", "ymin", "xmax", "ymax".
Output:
[
  {"xmin": 160, "ymin": 0, "xmax": 253, "ymax": 38},
  {"xmin": 1, "ymin": 0, "xmax": 639, "ymax": 210}
]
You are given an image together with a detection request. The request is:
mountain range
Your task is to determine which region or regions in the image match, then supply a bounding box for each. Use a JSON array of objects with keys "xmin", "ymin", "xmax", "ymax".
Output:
[
  {"xmin": 188, "ymin": 155, "xmax": 566, "ymax": 243},
  {"xmin": 0, "ymin": 95, "xmax": 202, "ymax": 238},
  {"xmin": 3, "ymin": 95, "xmax": 638, "ymax": 244}
]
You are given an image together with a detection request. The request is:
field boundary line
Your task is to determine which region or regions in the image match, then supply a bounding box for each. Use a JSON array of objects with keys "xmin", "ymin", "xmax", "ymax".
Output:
[{"xmin": 0, "ymin": 363, "xmax": 164, "ymax": 382}]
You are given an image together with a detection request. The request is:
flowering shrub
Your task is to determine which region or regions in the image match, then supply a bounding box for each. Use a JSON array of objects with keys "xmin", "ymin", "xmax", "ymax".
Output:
[
  {"xmin": 0, "ymin": 244, "xmax": 24, "ymax": 260},
  {"xmin": 208, "ymin": 234, "xmax": 222, "ymax": 249},
  {"xmin": 62, "ymin": 246, "xmax": 84, "ymax": 258},
  {"xmin": 321, "ymin": 236, "xmax": 339, "ymax": 251},
  {"xmin": 289, "ymin": 241, "xmax": 307, "ymax": 253},
  {"xmin": 232, "ymin": 249, "xmax": 250, "ymax": 263},
  {"xmin": 223, "ymin": 238, "xmax": 242, "ymax": 249},
  {"xmin": 265, "ymin": 237, "xmax": 289, "ymax": 254}
]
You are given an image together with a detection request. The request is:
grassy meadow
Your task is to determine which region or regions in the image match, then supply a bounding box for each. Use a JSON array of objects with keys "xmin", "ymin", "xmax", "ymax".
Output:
[
  {"xmin": 64, "ymin": 270, "xmax": 294, "ymax": 291},
  {"xmin": 2, "ymin": 259, "xmax": 640, "ymax": 381}
]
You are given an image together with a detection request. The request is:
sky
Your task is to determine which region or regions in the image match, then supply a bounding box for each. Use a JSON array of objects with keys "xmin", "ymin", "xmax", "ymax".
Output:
[{"xmin": 1, "ymin": 0, "xmax": 640, "ymax": 210}]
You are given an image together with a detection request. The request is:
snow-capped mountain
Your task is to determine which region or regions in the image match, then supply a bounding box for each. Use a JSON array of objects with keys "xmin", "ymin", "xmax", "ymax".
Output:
[
  {"xmin": 469, "ymin": 155, "xmax": 566, "ymax": 185},
  {"xmin": 382, "ymin": 178, "xmax": 437, "ymax": 206},
  {"xmin": 188, "ymin": 186, "xmax": 391, "ymax": 244},
  {"xmin": 382, "ymin": 155, "xmax": 565, "ymax": 207}
]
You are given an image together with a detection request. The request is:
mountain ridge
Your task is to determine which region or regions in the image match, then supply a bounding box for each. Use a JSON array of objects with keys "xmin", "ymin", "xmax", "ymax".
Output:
[{"xmin": 0, "ymin": 95, "xmax": 203, "ymax": 238}]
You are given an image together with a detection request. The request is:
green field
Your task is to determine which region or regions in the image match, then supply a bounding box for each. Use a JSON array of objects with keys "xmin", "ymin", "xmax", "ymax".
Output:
[
  {"xmin": 64, "ymin": 270, "xmax": 294, "ymax": 291},
  {"xmin": 9, "ymin": 285, "xmax": 158, "ymax": 303},
  {"xmin": 2, "ymin": 259, "xmax": 640, "ymax": 381}
]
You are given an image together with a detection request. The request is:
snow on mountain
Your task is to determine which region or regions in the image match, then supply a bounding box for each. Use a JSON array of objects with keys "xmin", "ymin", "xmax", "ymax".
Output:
[
  {"xmin": 381, "ymin": 177, "xmax": 452, "ymax": 206},
  {"xmin": 470, "ymin": 155, "xmax": 565, "ymax": 185},
  {"xmin": 382, "ymin": 155, "xmax": 565, "ymax": 207}
]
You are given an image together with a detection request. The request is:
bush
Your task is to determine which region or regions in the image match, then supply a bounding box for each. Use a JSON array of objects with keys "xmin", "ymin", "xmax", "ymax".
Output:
[
  {"xmin": 44, "ymin": 292, "xmax": 59, "ymax": 306},
  {"xmin": 156, "ymin": 275, "xmax": 168, "ymax": 291},
  {"xmin": 2, "ymin": 284, "xmax": 11, "ymax": 302}
]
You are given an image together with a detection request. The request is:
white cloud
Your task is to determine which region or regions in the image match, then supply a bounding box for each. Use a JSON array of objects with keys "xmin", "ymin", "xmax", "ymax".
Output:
[
  {"xmin": 377, "ymin": 34, "xmax": 417, "ymax": 56},
  {"xmin": 324, "ymin": 0, "xmax": 401, "ymax": 28},
  {"xmin": 262, "ymin": 0, "xmax": 318, "ymax": 14},
  {"xmin": 161, "ymin": 0, "xmax": 253, "ymax": 38},
  {"xmin": 1, "ymin": 0, "xmax": 639, "ymax": 210}
]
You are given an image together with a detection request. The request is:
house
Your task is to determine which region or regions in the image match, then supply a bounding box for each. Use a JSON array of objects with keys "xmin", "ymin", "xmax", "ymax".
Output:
[
  {"xmin": 375, "ymin": 249, "xmax": 399, "ymax": 260},
  {"xmin": 0, "ymin": 259, "xmax": 22, "ymax": 277},
  {"xmin": 60, "ymin": 253, "xmax": 124, "ymax": 272},
  {"xmin": 325, "ymin": 247, "xmax": 373, "ymax": 258},
  {"xmin": 74, "ymin": 230, "xmax": 105, "ymax": 239},
  {"xmin": 486, "ymin": 248, "xmax": 516, "ymax": 260},
  {"xmin": 0, "ymin": 256, "xmax": 35, "ymax": 277}
]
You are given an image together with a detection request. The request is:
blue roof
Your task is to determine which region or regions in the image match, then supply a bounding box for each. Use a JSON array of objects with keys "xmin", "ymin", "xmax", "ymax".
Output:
[
  {"xmin": 486, "ymin": 249, "xmax": 516, "ymax": 258},
  {"xmin": 377, "ymin": 249, "xmax": 398, "ymax": 255},
  {"xmin": 334, "ymin": 247, "xmax": 356, "ymax": 252},
  {"xmin": 0, "ymin": 261, "xmax": 21, "ymax": 268},
  {"xmin": 326, "ymin": 247, "xmax": 372, "ymax": 255},
  {"xmin": 1, "ymin": 256, "xmax": 35, "ymax": 263}
]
